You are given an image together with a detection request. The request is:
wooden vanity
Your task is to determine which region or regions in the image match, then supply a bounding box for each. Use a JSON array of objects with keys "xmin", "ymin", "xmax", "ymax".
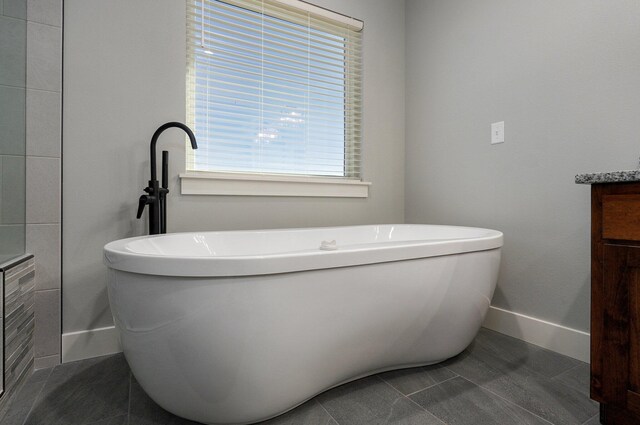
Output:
[{"xmin": 588, "ymin": 179, "xmax": 640, "ymax": 424}]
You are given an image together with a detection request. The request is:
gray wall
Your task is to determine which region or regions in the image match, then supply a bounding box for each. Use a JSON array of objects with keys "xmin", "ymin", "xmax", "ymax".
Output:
[
  {"xmin": 63, "ymin": 0, "xmax": 405, "ymax": 333},
  {"xmin": 405, "ymin": 0, "xmax": 640, "ymax": 331}
]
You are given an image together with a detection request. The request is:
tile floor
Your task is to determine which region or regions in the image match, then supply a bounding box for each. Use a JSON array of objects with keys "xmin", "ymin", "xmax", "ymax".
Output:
[{"xmin": 0, "ymin": 328, "xmax": 599, "ymax": 425}]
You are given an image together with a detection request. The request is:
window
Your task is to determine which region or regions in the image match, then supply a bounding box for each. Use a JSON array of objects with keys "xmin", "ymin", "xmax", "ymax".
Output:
[{"xmin": 185, "ymin": 0, "xmax": 364, "ymax": 190}]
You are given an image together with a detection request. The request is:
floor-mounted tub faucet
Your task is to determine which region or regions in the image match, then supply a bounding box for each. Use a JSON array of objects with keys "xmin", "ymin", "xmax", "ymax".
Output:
[{"xmin": 136, "ymin": 122, "xmax": 198, "ymax": 235}]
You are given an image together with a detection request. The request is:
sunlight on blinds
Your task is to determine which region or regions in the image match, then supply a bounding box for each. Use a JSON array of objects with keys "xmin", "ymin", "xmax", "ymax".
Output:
[{"xmin": 186, "ymin": 0, "xmax": 363, "ymax": 178}]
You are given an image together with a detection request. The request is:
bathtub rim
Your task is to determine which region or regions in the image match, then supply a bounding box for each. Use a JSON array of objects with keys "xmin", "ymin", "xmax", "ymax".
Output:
[{"xmin": 104, "ymin": 224, "xmax": 503, "ymax": 277}]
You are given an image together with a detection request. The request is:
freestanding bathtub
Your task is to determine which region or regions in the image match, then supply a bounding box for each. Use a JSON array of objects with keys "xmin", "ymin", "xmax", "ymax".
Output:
[{"xmin": 104, "ymin": 224, "xmax": 503, "ymax": 425}]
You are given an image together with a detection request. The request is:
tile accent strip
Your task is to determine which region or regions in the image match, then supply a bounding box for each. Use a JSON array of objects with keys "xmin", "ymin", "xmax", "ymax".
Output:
[{"xmin": 0, "ymin": 258, "xmax": 35, "ymax": 412}]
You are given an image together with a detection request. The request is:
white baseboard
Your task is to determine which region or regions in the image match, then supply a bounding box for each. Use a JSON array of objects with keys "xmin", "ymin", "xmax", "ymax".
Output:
[
  {"xmin": 483, "ymin": 306, "xmax": 590, "ymax": 363},
  {"xmin": 62, "ymin": 326, "xmax": 122, "ymax": 363},
  {"xmin": 62, "ymin": 307, "xmax": 590, "ymax": 364}
]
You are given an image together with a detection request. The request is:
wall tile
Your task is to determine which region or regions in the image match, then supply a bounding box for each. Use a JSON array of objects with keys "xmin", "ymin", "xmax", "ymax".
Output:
[
  {"xmin": 34, "ymin": 353, "xmax": 59, "ymax": 369},
  {"xmin": 26, "ymin": 21, "xmax": 60, "ymax": 91},
  {"xmin": 1, "ymin": 154, "xmax": 26, "ymax": 224},
  {"xmin": 26, "ymin": 224, "xmax": 60, "ymax": 290},
  {"xmin": 0, "ymin": 224, "xmax": 25, "ymax": 264},
  {"xmin": 27, "ymin": 0, "xmax": 61, "ymax": 27},
  {"xmin": 3, "ymin": 0, "xmax": 26, "ymax": 20},
  {"xmin": 0, "ymin": 15, "xmax": 26, "ymax": 87},
  {"xmin": 26, "ymin": 89, "xmax": 60, "ymax": 157},
  {"xmin": 34, "ymin": 289, "xmax": 60, "ymax": 357},
  {"xmin": 0, "ymin": 86, "xmax": 26, "ymax": 156},
  {"xmin": 26, "ymin": 156, "xmax": 59, "ymax": 224}
]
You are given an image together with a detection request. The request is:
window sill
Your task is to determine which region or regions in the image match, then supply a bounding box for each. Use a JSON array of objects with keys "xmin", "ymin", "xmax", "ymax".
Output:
[{"xmin": 179, "ymin": 172, "xmax": 370, "ymax": 198}]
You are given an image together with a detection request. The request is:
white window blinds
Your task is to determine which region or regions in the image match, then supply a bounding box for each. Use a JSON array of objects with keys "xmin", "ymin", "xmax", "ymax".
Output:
[{"xmin": 186, "ymin": 0, "xmax": 363, "ymax": 178}]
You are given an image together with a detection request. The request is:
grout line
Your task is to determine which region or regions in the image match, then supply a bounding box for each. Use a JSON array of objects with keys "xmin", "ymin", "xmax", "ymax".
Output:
[
  {"xmin": 315, "ymin": 399, "xmax": 339, "ymax": 425},
  {"xmin": 25, "ymin": 155, "xmax": 62, "ymax": 160},
  {"xmin": 0, "ymin": 154, "xmax": 27, "ymax": 158},
  {"xmin": 20, "ymin": 365, "xmax": 55, "ymax": 425},
  {"xmin": 40, "ymin": 367, "xmax": 54, "ymax": 382},
  {"xmin": 0, "ymin": 83, "xmax": 27, "ymax": 90},
  {"xmin": 0, "ymin": 14, "xmax": 27, "ymax": 23},
  {"xmin": 549, "ymin": 362, "xmax": 581, "ymax": 380},
  {"xmin": 25, "ymin": 87, "xmax": 62, "ymax": 94},
  {"xmin": 456, "ymin": 376, "xmax": 556, "ymax": 425},
  {"xmin": 375, "ymin": 374, "xmax": 405, "ymax": 397},
  {"xmin": 403, "ymin": 375, "xmax": 459, "ymax": 398},
  {"xmin": 402, "ymin": 394, "xmax": 448, "ymax": 425},
  {"xmin": 0, "ymin": 83, "xmax": 61, "ymax": 94},
  {"xmin": 581, "ymin": 413, "xmax": 598, "ymax": 425},
  {"xmin": 375, "ymin": 375, "xmax": 448, "ymax": 425},
  {"xmin": 26, "ymin": 20, "xmax": 61, "ymax": 29}
]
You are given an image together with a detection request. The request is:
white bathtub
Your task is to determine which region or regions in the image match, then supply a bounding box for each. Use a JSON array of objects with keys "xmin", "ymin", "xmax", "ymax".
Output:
[{"xmin": 104, "ymin": 224, "xmax": 503, "ymax": 425}]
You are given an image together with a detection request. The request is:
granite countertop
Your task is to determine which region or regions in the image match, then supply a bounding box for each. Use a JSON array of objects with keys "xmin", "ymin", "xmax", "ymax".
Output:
[{"xmin": 575, "ymin": 170, "xmax": 640, "ymax": 184}]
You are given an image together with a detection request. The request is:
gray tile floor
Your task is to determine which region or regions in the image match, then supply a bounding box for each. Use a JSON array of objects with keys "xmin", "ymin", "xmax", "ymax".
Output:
[{"xmin": 0, "ymin": 328, "xmax": 599, "ymax": 425}]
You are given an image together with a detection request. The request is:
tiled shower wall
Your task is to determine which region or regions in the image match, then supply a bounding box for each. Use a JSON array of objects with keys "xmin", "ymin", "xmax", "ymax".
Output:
[
  {"xmin": 24, "ymin": 0, "xmax": 62, "ymax": 369},
  {"xmin": 0, "ymin": 0, "xmax": 27, "ymax": 263}
]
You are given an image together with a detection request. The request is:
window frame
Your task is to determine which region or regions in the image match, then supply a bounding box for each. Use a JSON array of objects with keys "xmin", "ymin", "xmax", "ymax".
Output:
[{"xmin": 181, "ymin": 0, "xmax": 369, "ymax": 197}]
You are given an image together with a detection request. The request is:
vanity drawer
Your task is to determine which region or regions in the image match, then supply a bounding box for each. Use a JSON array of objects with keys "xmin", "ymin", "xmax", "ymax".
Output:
[{"xmin": 602, "ymin": 194, "xmax": 640, "ymax": 241}]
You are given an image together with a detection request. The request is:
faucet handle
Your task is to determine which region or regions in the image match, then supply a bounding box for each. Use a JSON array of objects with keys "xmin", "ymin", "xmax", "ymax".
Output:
[{"xmin": 136, "ymin": 195, "xmax": 153, "ymax": 219}]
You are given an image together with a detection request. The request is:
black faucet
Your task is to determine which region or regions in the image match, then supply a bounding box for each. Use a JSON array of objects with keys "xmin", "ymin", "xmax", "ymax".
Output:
[{"xmin": 136, "ymin": 122, "xmax": 198, "ymax": 235}]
